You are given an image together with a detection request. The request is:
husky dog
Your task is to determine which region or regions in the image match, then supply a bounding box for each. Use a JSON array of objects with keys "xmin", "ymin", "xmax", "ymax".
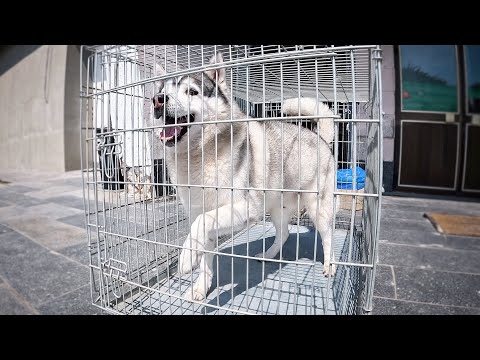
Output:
[{"xmin": 152, "ymin": 53, "xmax": 336, "ymax": 301}]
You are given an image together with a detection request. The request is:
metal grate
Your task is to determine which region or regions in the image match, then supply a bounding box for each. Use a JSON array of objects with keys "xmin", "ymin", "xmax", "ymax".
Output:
[{"xmin": 80, "ymin": 44, "xmax": 383, "ymax": 315}]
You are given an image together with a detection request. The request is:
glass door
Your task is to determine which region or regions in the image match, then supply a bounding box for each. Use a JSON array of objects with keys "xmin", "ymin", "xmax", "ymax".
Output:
[
  {"xmin": 462, "ymin": 45, "xmax": 480, "ymax": 193},
  {"xmin": 396, "ymin": 45, "xmax": 461, "ymax": 191}
]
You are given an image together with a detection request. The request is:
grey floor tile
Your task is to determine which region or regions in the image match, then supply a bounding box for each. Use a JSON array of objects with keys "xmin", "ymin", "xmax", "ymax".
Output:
[
  {"xmin": 422, "ymin": 205, "xmax": 480, "ymax": 217},
  {"xmin": 62, "ymin": 190, "xmax": 90, "ymax": 200},
  {"xmin": 373, "ymin": 265, "xmax": 396, "ymax": 298},
  {"xmin": 4, "ymin": 215, "xmax": 88, "ymax": 251},
  {"xmin": 372, "ymin": 297, "xmax": 480, "ymax": 315},
  {"xmin": 383, "ymin": 199, "xmax": 480, "ymax": 217},
  {"xmin": 0, "ymin": 231, "xmax": 89, "ymax": 307},
  {"xmin": 381, "ymin": 208, "xmax": 427, "ymax": 221},
  {"xmin": 58, "ymin": 243, "xmax": 90, "ymax": 266},
  {"xmin": 38, "ymin": 285, "xmax": 104, "ymax": 315},
  {"xmin": 378, "ymin": 228, "xmax": 445, "ymax": 247},
  {"xmin": 0, "ymin": 286, "xmax": 35, "ymax": 315},
  {"xmin": 24, "ymin": 185, "xmax": 81, "ymax": 200},
  {"xmin": 380, "ymin": 217, "xmax": 436, "ymax": 234},
  {"xmin": 48, "ymin": 177, "xmax": 84, "ymax": 188},
  {"xmin": 382, "ymin": 195, "xmax": 480, "ymax": 211},
  {"xmin": 6, "ymin": 181, "xmax": 49, "ymax": 190},
  {"xmin": 0, "ymin": 203, "xmax": 84, "ymax": 221},
  {"xmin": 0, "ymin": 200, "xmax": 11, "ymax": 208},
  {"xmin": 443, "ymin": 235, "xmax": 480, "ymax": 251},
  {"xmin": 0, "ymin": 224, "xmax": 13, "ymax": 235},
  {"xmin": 381, "ymin": 203, "xmax": 429, "ymax": 212},
  {"xmin": 394, "ymin": 266, "xmax": 480, "ymax": 308},
  {"xmin": 58, "ymin": 214, "xmax": 88, "ymax": 229},
  {"xmin": 2, "ymin": 185, "xmax": 37, "ymax": 194},
  {"xmin": 378, "ymin": 243, "xmax": 480, "ymax": 274},
  {"xmin": 47, "ymin": 195, "xmax": 99, "ymax": 211},
  {"xmin": 0, "ymin": 191, "xmax": 44, "ymax": 207},
  {"xmin": 379, "ymin": 223, "xmax": 480, "ymax": 251}
]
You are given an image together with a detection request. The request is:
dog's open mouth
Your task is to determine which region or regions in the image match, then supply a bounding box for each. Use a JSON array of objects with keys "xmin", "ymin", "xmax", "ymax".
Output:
[{"xmin": 160, "ymin": 114, "xmax": 194, "ymax": 146}]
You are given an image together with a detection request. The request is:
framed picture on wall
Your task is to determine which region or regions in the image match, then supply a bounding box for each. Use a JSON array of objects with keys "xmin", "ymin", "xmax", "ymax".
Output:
[
  {"xmin": 400, "ymin": 45, "xmax": 459, "ymax": 113},
  {"xmin": 464, "ymin": 45, "xmax": 480, "ymax": 114}
]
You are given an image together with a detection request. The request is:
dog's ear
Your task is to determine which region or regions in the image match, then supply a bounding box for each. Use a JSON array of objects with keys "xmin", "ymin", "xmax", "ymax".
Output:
[
  {"xmin": 154, "ymin": 63, "xmax": 166, "ymax": 91},
  {"xmin": 205, "ymin": 52, "xmax": 225, "ymax": 85}
]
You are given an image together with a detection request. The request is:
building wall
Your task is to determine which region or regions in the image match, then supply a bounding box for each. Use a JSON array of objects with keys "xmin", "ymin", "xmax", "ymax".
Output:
[
  {"xmin": 0, "ymin": 45, "xmax": 68, "ymax": 172},
  {"xmin": 380, "ymin": 45, "xmax": 396, "ymax": 192},
  {"xmin": 64, "ymin": 45, "xmax": 83, "ymax": 171},
  {"xmin": 0, "ymin": 45, "xmax": 84, "ymax": 173}
]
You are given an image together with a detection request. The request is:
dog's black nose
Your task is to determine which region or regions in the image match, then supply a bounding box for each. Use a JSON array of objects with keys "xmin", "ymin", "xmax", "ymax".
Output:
[{"xmin": 153, "ymin": 94, "xmax": 168, "ymax": 109}]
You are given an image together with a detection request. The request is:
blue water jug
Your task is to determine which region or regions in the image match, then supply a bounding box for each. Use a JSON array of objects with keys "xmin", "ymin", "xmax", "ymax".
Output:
[{"xmin": 337, "ymin": 166, "xmax": 366, "ymax": 190}]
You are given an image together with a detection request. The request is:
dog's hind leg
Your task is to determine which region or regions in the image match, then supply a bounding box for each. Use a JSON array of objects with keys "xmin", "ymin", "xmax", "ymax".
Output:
[
  {"xmin": 302, "ymin": 190, "xmax": 336, "ymax": 277},
  {"xmin": 179, "ymin": 199, "xmax": 252, "ymax": 301},
  {"xmin": 255, "ymin": 204, "xmax": 292, "ymax": 260}
]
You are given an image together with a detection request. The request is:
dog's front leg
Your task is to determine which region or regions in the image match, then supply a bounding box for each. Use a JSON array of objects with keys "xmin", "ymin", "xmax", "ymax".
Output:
[
  {"xmin": 179, "ymin": 200, "xmax": 251, "ymax": 301},
  {"xmin": 183, "ymin": 250, "xmax": 214, "ymax": 302},
  {"xmin": 178, "ymin": 212, "xmax": 215, "ymax": 277}
]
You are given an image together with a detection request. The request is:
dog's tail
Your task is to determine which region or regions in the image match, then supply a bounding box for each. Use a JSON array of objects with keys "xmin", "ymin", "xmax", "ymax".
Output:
[{"xmin": 282, "ymin": 97, "xmax": 334, "ymax": 145}]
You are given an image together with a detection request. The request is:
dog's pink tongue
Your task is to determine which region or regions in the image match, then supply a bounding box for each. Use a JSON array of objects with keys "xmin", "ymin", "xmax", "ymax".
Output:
[{"xmin": 160, "ymin": 126, "xmax": 181, "ymax": 140}]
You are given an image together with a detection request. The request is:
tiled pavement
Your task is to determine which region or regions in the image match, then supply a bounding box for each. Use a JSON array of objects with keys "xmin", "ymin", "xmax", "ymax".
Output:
[
  {"xmin": 0, "ymin": 169, "xmax": 479, "ymax": 315},
  {"xmin": 373, "ymin": 193, "xmax": 480, "ymax": 315},
  {"xmin": 0, "ymin": 170, "xmax": 103, "ymax": 315}
]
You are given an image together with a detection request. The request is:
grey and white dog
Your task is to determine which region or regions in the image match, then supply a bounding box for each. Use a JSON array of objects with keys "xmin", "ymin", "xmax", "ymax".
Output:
[{"xmin": 152, "ymin": 53, "xmax": 336, "ymax": 301}]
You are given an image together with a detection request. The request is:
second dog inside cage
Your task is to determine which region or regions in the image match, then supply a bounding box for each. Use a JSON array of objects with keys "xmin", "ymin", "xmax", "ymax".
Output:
[{"xmin": 82, "ymin": 45, "xmax": 382, "ymax": 315}]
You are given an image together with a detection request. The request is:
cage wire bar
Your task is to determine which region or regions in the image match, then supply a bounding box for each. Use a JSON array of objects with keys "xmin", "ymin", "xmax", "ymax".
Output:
[{"xmin": 80, "ymin": 45, "xmax": 383, "ymax": 315}]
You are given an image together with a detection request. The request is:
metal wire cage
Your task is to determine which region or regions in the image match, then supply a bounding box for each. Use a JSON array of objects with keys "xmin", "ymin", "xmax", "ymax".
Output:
[{"xmin": 80, "ymin": 45, "xmax": 383, "ymax": 315}]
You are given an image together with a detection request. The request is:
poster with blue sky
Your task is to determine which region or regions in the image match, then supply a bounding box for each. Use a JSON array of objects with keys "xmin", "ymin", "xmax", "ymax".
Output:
[
  {"xmin": 465, "ymin": 45, "xmax": 480, "ymax": 114},
  {"xmin": 400, "ymin": 45, "xmax": 458, "ymax": 113}
]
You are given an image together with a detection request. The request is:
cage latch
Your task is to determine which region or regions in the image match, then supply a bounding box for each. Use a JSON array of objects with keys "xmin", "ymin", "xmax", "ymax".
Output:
[
  {"xmin": 97, "ymin": 134, "xmax": 123, "ymax": 179},
  {"xmin": 101, "ymin": 258, "xmax": 128, "ymax": 298}
]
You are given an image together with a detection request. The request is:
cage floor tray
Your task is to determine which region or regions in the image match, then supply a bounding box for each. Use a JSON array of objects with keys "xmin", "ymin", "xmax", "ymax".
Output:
[{"xmin": 114, "ymin": 222, "xmax": 362, "ymax": 315}]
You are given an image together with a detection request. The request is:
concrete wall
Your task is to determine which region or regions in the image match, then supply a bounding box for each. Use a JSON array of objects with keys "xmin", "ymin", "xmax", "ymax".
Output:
[
  {"xmin": 380, "ymin": 45, "xmax": 396, "ymax": 192},
  {"xmin": 0, "ymin": 45, "xmax": 84, "ymax": 173},
  {"xmin": 0, "ymin": 45, "xmax": 68, "ymax": 172},
  {"xmin": 64, "ymin": 45, "xmax": 83, "ymax": 171}
]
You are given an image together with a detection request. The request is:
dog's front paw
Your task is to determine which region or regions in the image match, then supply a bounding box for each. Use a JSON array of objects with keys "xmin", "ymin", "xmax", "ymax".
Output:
[
  {"xmin": 323, "ymin": 262, "xmax": 336, "ymax": 277},
  {"xmin": 184, "ymin": 285, "xmax": 207, "ymax": 302}
]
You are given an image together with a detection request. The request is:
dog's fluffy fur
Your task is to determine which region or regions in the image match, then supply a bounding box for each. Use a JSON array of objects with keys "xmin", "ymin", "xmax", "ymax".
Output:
[{"xmin": 152, "ymin": 53, "xmax": 336, "ymax": 301}]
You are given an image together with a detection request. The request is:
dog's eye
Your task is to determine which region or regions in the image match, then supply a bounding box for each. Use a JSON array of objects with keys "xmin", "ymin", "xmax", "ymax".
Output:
[{"xmin": 188, "ymin": 88, "xmax": 198, "ymax": 96}]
